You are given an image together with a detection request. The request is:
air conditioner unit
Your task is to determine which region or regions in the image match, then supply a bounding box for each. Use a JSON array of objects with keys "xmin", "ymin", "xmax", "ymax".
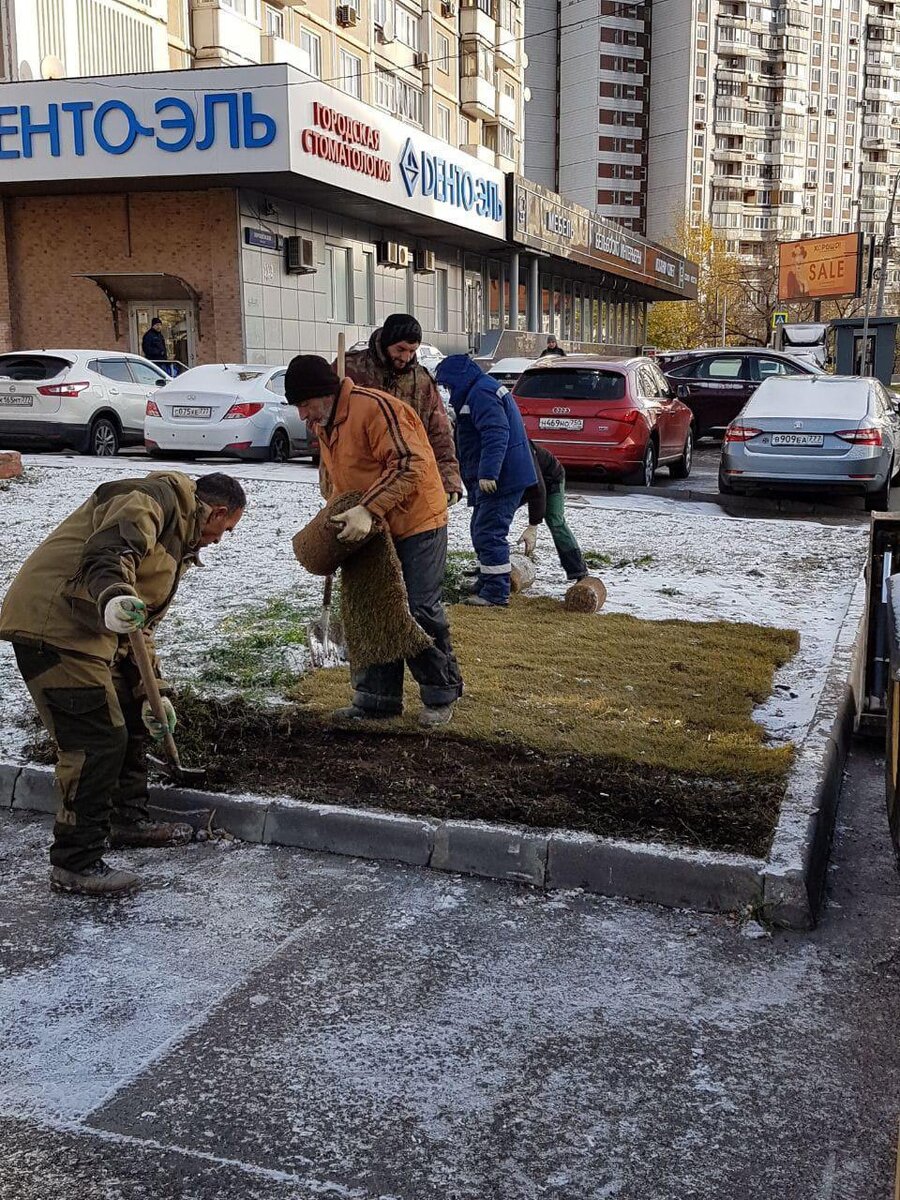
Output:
[
  {"xmin": 377, "ymin": 241, "xmax": 411, "ymax": 268},
  {"xmin": 441, "ymin": 0, "xmax": 457, "ymax": 15},
  {"xmin": 285, "ymin": 236, "xmax": 316, "ymax": 275},
  {"xmin": 336, "ymin": 4, "xmax": 358, "ymax": 25},
  {"xmin": 414, "ymin": 50, "xmax": 429, "ymax": 68},
  {"xmin": 414, "ymin": 249, "xmax": 436, "ymax": 273}
]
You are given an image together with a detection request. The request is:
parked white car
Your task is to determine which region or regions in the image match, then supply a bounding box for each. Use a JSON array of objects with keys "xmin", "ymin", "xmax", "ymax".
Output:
[
  {"xmin": 0, "ymin": 349, "xmax": 171, "ymax": 456},
  {"xmin": 144, "ymin": 364, "xmax": 316, "ymax": 463}
]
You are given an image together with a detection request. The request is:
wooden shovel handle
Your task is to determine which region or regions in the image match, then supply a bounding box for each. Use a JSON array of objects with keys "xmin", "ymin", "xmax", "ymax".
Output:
[
  {"xmin": 336, "ymin": 331, "xmax": 345, "ymax": 377},
  {"xmin": 322, "ymin": 574, "xmax": 334, "ymax": 609},
  {"xmin": 128, "ymin": 629, "xmax": 181, "ymax": 768}
]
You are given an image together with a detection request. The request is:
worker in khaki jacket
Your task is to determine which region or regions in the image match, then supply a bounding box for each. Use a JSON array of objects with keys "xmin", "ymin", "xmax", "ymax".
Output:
[
  {"xmin": 0, "ymin": 472, "xmax": 246, "ymax": 897},
  {"xmin": 339, "ymin": 313, "xmax": 463, "ymax": 504},
  {"xmin": 285, "ymin": 354, "xmax": 463, "ymax": 727}
]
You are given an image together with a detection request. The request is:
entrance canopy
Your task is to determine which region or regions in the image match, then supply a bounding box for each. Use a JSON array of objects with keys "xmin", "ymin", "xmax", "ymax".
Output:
[{"xmin": 74, "ymin": 272, "xmax": 201, "ymax": 339}]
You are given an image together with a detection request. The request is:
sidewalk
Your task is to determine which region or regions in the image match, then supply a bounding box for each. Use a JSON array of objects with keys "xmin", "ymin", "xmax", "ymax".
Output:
[{"xmin": 1, "ymin": 742, "xmax": 899, "ymax": 1199}]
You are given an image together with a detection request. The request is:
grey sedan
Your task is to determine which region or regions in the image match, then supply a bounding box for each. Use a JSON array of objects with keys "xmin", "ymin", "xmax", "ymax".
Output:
[{"xmin": 719, "ymin": 375, "xmax": 900, "ymax": 511}]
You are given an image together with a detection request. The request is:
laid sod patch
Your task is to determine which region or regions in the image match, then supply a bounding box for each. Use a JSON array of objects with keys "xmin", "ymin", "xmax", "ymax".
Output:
[{"xmin": 170, "ymin": 596, "xmax": 799, "ymax": 856}]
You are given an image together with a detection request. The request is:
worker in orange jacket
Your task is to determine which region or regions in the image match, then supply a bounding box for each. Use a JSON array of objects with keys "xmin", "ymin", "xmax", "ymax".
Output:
[{"xmin": 285, "ymin": 354, "xmax": 462, "ymax": 727}]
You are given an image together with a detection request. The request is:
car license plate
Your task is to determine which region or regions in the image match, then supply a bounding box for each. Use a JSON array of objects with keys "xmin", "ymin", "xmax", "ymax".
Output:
[
  {"xmin": 171, "ymin": 406, "xmax": 212, "ymax": 419},
  {"xmin": 539, "ymin": 417, "xmax": 584, "ymax": 431},
  {"xmin": 771, "ymin": 433, "xmax": 824, "ymax": 447},
  {"xmin": 0, "ymin": 394, "xmax": 34, "ymax": 407}
]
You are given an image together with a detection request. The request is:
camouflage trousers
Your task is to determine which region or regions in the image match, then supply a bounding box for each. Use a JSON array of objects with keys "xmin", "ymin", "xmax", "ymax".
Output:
[{"xmin": 12, "ymin": 641, "xmax": 150, "ymax": 870}]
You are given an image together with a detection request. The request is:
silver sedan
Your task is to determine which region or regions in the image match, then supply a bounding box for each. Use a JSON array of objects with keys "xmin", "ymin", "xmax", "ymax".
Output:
[{"xmin": 719, "ymin": 375, "xmax": 900, "ymax": 511}]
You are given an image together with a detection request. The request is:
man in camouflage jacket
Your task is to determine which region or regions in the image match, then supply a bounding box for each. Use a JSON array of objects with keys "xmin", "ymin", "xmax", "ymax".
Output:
[
  {"xmin": 0, "ymin": 471, "xmax": 245, "ymax": 896},
  {"xmin": 341, "ymin": 313, "xmax": 463, "ymax": 503}
]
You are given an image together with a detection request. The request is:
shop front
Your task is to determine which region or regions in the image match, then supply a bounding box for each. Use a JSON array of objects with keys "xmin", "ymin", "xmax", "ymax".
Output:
[{"xmin": 0, "ymin": 65, "xmax": 692, "ymax": 366}]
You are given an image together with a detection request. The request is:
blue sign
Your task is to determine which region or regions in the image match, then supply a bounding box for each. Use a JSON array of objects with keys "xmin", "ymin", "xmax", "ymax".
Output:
[
  {"xmin": 398, "ymin": 137, "xmax": 503, "ymax": 223},
  {"xmin": 244, "ymin": 227, "xmax": 281, "ymax": 250},
  {"xmin": 0, "ymin": 91, "xmax": 277, "ymax": 160}
]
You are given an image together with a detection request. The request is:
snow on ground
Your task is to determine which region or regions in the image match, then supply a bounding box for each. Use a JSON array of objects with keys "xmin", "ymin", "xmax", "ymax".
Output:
[{"xmin": 0, "ymin": 455, "xmax": 867, "ymax": 763}]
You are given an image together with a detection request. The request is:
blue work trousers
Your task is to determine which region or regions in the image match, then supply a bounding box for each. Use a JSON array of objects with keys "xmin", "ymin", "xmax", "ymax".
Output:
[{"xmin": 470, "ymin": 490, "xmax": 522, "ymax": 605}]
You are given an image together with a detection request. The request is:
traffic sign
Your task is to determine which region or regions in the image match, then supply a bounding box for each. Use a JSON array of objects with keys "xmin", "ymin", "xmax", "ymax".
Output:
[{"xmin": 772, "ymin": 310, "xmax": 789, "ymax": 329}]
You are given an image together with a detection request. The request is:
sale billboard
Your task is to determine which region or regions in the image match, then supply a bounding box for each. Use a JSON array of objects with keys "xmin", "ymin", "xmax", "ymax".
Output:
[{"xmin": 778, "ymin": 233, "xmax": 864, "ymax": 302}]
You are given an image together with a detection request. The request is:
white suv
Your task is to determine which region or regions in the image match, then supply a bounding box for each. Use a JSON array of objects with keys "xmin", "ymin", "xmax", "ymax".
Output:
[{"xmin": 0, "ymin": 350, "xmax": 170, "ymax": 456}]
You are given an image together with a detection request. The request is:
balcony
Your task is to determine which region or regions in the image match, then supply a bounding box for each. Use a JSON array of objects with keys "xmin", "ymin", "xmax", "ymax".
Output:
[
  {"xmin": 495, "ymin": 27, "xmax": 517, "ymax": 66},
  {"xmin": 497, "ymin": 89, "xmax": 516, "ymax": 123},
  {"xmin": 461, "ymin": 76, "xmax": 496, "ymax": 120},
  {"xmin": 460, "ymin": 3, "xmax": 496, "ymax": 43},
  {"xmin": 461, "ymin": 141, "xmax": 497, "ymax": 166},
  {"xmin": 260, "ymin": 34, "xmax": 310, "ymax": 71},
  {"xmin": 712, "ymin": 147, "xmax": 746, "ymax": 162}
]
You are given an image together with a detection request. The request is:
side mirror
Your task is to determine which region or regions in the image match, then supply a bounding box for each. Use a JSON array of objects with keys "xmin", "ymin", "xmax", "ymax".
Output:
[{"xmin": 154, "ymin": 377, "xmax": 166, "ymax": 387}]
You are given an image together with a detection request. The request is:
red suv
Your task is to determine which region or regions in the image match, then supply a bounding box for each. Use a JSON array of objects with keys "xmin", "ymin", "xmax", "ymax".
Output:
[{"xmin": 511, "ymin": 357, "xmax": 695, "ymax": 485}]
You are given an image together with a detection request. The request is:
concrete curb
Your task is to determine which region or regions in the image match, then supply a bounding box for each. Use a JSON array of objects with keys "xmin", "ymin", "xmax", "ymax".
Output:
[
  {"xmin": 1, "ymin": 582, "xmax": 865, "ymax": 926},
  {"xmin": 582, "ymin": 481, "xmax": 867, "ymax": 518}
]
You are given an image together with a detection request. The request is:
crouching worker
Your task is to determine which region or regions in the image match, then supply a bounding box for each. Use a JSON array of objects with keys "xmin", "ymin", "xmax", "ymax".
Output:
[
  {"xmin": 435, "ymin": 355, "xmax": 536, "ymax": 608},
  {"xmin": 516, "ymin": 441, "xmax": 588, "ymax": 582},
  {"xmin": 284, "ymin": 354, "xmax": 463, "ymax": 727},
  {"xmin": 0, "ymin": 472, "xmax": 246, "ymax": 897}
]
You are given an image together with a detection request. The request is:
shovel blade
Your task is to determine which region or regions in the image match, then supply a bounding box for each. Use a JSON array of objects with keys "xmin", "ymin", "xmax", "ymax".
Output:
[
  {"xmin": 307, "ymin": 613, "xmax": 348, "ymax": 668},
  {"xmin": 147, "ymin": 752, "xmax": 207, "ymax": 788}
]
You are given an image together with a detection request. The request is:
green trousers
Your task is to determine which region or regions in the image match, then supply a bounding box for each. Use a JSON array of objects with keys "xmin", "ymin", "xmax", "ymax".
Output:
[
  {"xmin": 545, "ymin": 479, "xmax": 588, "ymax": 581},
  {"xmin": 12, "ymin": 641, "xmax": 150, "ymax": 870}
]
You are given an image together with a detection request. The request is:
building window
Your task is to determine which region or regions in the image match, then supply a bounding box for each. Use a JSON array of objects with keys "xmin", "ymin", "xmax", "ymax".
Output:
[
  {"xmin": 328, "ymin": 246, "xmax": 353, "ymax": 323},
  {"xmin": 437, "ymin": 103, "xmax": 451, "ymax": 143},
  {"xmin": 299, "ymin": 28, "xmax": 321, "ymax": 77},
  {"xmin": 374, "ymin": 69, "xmax": 395, "ymax": 112},
  {"xmin": 394, "ymin": 6, "xmax": 419, "ymax": 49},
  {"xmin": 396, "ymin": 78, "xmax": 423, "ymax": 125},
  {"xmin": 264, "ymin": 4, "xmax": 283, "ymax": 35},
  {"xmin": 436, "ymin": 31, "xmax": 451, "ymax": 72},
  {"xmin": 338, "ymin": 49, "xmax": 362, "ymax": 98},
  {"xmin": 461, "ymin": 40, "xmax": 495, "ymax": 84},
  {"xmin": 374, "ymin": 0, "xmax": 389, "ymax": 25},
  {"xmin": 362, "ymin": 250, "xmax": 375, "ymax": 325},
  {"xmin": 435, "ymin": 268, "xmax": 449, "ymax": 331},
  {"xmin": 222, "ymin": 0, "xmax": 261, "ymax": 19}
]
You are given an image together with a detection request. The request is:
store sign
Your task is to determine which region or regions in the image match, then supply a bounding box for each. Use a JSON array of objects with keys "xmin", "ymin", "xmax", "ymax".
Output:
[
  {"xmin": 0, "ymin": 64, "xmax": 506, "ymax": 241},
  {"xmin": 291, "ymin": 80, "xmax": 505, "ymax": 239},
  {"xmin": 511, "ymin": 177, "xmax": 698, "ymax": 300}
]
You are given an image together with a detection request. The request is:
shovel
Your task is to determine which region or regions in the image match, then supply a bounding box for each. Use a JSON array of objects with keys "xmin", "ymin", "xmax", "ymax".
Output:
[
  {"xmin": 128, "ymin": 630, "xmax": 207, "ymax": 788},
  {"xmin": 307, "ymin": 572, "xmax": 348, "ymax": 668}
]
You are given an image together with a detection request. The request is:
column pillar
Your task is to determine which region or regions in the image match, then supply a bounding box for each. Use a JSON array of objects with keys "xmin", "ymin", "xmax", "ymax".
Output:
[
  {"xmin": 528, "ymin": 256, "xmax": 540, "ymax": 332},
  {"xmin": 508, "ymin": 251, "xmax": 519, "ymax": 331}
]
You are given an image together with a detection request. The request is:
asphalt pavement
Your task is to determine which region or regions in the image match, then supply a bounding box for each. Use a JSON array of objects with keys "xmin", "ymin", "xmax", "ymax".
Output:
[{"xmin": 2, "ymin": 741, "xmax": 900, "ymax": 1200}]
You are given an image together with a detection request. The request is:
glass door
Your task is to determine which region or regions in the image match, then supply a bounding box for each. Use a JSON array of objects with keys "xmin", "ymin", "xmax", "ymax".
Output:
[{"xmin": 129, "ymin": 302, "xmax": 196, "ymax": 374}]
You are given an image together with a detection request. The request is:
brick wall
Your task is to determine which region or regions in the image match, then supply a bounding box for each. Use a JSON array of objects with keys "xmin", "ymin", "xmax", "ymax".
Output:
[{"xmin": 2, "ymin": 188, "xmax": 243, "ymax": 361}]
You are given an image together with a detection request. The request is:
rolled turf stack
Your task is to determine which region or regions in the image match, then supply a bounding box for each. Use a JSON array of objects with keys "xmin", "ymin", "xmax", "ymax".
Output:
[
  {"xmin": 509, "ymin": 553, "xmax": 536, "ymax": 594},
  {"xmin": 291, "ymin": 492, "xmax": 369, "ymax": 576},
  {"xmin": 564, "ymin": 576, "xmax": 608, "ymax": 613}
]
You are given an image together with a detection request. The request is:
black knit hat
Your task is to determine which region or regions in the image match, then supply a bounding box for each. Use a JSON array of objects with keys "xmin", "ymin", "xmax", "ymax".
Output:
[
  {"xmin": 380, "ymin": 313, "xmax": 423, "ymax": 350},
  {"xmin": 284, "ymin": 355, "xmax": 341, "ymax": 405}
]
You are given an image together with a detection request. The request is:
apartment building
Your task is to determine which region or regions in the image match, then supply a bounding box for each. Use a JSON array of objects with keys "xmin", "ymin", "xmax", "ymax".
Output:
[
  {"xmin": 645, "ymin": 0, "xmax": 900, "ymax": 278},
  {"xmin": 3, "ymin": 0, "xmax": 525, "ymax": 176}
]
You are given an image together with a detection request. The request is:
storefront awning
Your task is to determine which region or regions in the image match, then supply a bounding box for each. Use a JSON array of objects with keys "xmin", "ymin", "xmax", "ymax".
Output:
[{"xmin": 73, "ymin": 272, "xmax": 201, "ymax": 340}]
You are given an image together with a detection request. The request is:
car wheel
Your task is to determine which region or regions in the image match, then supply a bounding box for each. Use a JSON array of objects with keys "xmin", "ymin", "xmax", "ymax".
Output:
[
  {"xmin": 627, "ymin": 440, "xmax": 657, "ymax": 487},
  {"xmin": 87, "ymin": 416, "xmax": 120, "ymax": 457},
  {"xmin": 269, "ymin": 429, "xmax": 290, "ymax": 463},
  {"xmin": 866, "ymin": 462, "xmax": 893, "ymax": 512},
  {"xmin": 669, "ymin": 427, "xmax": 694, "ymax": 480}
]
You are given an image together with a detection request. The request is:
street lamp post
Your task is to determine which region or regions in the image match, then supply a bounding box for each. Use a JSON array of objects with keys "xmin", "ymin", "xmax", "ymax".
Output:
[{"xmin": 876, "ymin": 167, "xmax": 900, "ymax": 318}]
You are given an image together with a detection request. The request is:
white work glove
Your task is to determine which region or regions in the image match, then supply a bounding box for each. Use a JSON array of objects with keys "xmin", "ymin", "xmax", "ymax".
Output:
[
  {"xmin": 479, "ymin": 478, "xmax": 498, "ymax": 495},
  {"xmin": 516, "ymin": 524, "xmax": 539, "ymax": 558},
  {"xmin": 446, "ymin": 491, "xmax": 461, "ymax": 507},
  {"xmin": 331, "ymin": 504, "xmax": 374, "ymax": 544},
  {"xmin": 104, "ymin": 595, "xmax": 147, "ymax": 633},
  {"xmin": 141, "ymin": 697, "xmax": 177, "ymax": 741}
]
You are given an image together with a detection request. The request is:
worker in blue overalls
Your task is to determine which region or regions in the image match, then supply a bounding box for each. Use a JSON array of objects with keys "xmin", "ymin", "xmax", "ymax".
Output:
[{"xmin": 436, "ymin": 355, "xmax": 536, "ymax": 608}]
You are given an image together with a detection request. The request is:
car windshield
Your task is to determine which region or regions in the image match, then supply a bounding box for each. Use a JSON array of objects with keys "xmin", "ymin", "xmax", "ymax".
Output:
[
  {"xmin": 514, "ymin": 369, "xmax": 626, "ymax": 401},
  {"xmin": 0, "ymin": 354, "xmax": 71, "ymax": 381}
]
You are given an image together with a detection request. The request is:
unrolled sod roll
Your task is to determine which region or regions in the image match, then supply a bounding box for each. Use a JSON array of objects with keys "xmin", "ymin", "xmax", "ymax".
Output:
[
  {"xmin": 509, "ymin": 552, "xmax": 536, "ymax": 594},
  {"xmin": 564, "ymin": 576, "xmax": 607, "ymax": 613}
]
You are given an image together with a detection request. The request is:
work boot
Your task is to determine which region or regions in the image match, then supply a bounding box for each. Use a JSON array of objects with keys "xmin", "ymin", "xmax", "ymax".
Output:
[
  {"xmin": 419, "ymin": 705, "xmax": 454, "ymax": 728},
  {"xmin": 50, "ymin": 860, "xmax": 142, "ymax": 897},
  {"xmin": 331, "ymin": 705, "xmax": 398, "ymax": 722},
  {"xmin": 464, "ymin": 595, "xmax": 507, "ymax": 608},
  {"xmin": 109, "ymin": 819, "xmax": 194, "ymax": 849}
]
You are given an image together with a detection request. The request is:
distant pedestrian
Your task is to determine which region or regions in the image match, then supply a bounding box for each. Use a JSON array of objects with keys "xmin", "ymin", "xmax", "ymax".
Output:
[
  {"xmin": 540, "ymin": 335, "xmax": 566, "ymax": 358},
  {"xmin": 141, "ymin": 318, "xmax": 167, "ymax": 364},
  {"xmin": 435, "ymin": 355, "xmax": 537, "ymax": 608},
  {"xmin": 340, "ymin": 313, "xmax": 463, "ymax": 506},
  {"xmin": 516, "ymin": 441, "xmax": 588, "ymax": 582}
]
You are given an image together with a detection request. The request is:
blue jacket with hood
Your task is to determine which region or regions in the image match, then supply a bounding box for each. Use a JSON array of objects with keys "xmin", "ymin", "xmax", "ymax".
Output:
[{"xmin": 435, "ymin": 355, "xmax": 536, "ymax": 502}]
